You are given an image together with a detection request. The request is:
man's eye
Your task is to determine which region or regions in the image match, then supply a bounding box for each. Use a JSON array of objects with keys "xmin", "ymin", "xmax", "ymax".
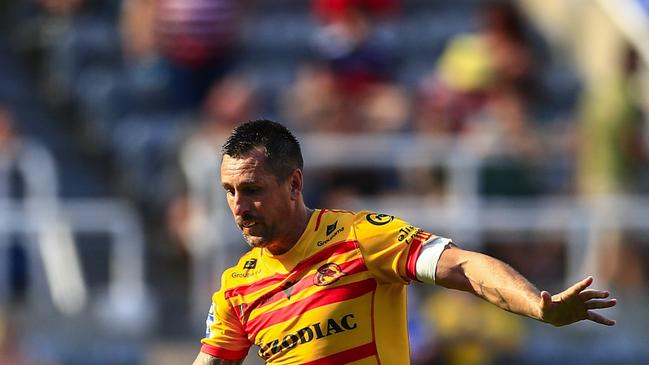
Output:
[{"xmin": 243, "ymin": 187, "xmax": 260, "ymax": 194}]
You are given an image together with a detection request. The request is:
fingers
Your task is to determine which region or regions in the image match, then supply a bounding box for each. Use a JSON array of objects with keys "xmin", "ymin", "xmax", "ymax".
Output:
[
  {"xmin": 579, "ymin": 289, "xmax": 610, "ymax": 301},
  {"xmin": 556, "ymin": 276, "xmax": 593, "ymax": 301},
  {"xmin": 585, "ymin": 298, "xmax": 617, "ymax": 309},
  {"xmin": 570, "ymin": 276, "xmax": 594, "ymax": 295},
  {"xmin": 586, "ymin": 310, "xmax": 616, "ymax": 326}
]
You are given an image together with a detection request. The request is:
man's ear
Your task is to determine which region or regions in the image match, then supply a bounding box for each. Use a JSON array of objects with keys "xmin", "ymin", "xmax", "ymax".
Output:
[{"xmin": 288, "ymin": 168, "xmax": 303, "ymax": 200}]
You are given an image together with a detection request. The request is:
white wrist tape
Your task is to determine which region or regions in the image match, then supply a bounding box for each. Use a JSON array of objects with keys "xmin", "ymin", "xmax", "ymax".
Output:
[{"xmin": 415, "ymin": 237, "xmax": 452, "ymax": 284}]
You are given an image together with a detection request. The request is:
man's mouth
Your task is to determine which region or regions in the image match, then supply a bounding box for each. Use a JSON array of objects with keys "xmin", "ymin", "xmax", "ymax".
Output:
[
  {"xmin": 241, "ymin": 221, "xmax": 256, "ymax": 229},
  {"xmin": 238, "ymin": 218, "xmax": 261, "ymax": 230}
]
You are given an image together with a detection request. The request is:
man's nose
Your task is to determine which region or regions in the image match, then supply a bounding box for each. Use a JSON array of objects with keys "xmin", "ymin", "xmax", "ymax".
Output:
[{"xmin": 232, "ymin": 192, "xmax": 250, "ymax": 216}]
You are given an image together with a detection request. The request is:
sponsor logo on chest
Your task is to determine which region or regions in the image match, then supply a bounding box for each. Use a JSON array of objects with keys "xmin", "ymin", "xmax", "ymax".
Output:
[{"xmin": 258, "ymin": 313, "xmax": 358, "ymax": 359}]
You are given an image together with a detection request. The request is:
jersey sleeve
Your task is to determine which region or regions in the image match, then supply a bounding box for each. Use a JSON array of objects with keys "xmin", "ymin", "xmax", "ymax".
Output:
[
  {"xmin": 200, "ymin": 274, "xmax": 252, "ymax": 360},
  {"xmin": 352, "ymin": 211, "xmax": 438, "ymax": 284}
]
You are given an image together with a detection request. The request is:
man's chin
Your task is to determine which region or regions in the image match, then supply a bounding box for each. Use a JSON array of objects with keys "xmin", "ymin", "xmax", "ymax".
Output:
[{"xmin": 243, "ymin": 234, "xmax": 269, "ymax": 248}]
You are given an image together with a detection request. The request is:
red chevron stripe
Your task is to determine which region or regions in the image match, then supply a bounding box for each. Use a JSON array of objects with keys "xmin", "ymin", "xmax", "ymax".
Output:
[
  {"xmin": 224, "ymin": 273, "xmax": 285, "ymax": 300},
  {"xmin": 200, "ymin": 344, "xmax": 248, "ymax": 360},
  {"xmin": 244, "ymin": 257, "xmax": 369, "ymax": 314},
  {"xmin": 293, "ymin": 240, "xmax": 359, "ymax": 273},
  {"xmin": 301, "ymin": 342, "xmax": 378, "ymax": 365},
  {"xmin": 246, "ymin": 278, "xmax": 377, "ymax": 338},
  {"xmin": 225, "ymin": 240, "xmax": 359, "ymax": 300},
  {"xmin": 314, "ymin": 209, "xmax": 327, "ymax": 231},
  {"xmin": 405, "ymin": 233, "xmax": 431, "ymax": 281}
]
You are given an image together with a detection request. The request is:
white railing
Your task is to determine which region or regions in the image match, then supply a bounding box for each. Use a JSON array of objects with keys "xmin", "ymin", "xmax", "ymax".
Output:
[
  {"xmin": 0, "ymin": 137, "xmax": 86, "ymax": 315},
  {"xmin": 0, "ymin": 199, "xmax": 148, "ymax": 323},
  {"xmin": 1, "ymin": 138, "xmax": 149, "ymax": 332}
]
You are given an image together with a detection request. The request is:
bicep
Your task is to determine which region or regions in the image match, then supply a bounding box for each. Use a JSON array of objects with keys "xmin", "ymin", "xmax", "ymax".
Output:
[{"xmin": 192, "ymin": 352, "xmax": 244, "ymax": 365}]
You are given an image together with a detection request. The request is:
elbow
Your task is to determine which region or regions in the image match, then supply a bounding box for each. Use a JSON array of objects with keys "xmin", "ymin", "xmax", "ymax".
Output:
[
  {"xmin": 433, "ymin": 246, "xmax": 482, "ymax": 294},
  {"xmin": 436, "ymin": 260, "xmax": 474, "ymax": 292}
]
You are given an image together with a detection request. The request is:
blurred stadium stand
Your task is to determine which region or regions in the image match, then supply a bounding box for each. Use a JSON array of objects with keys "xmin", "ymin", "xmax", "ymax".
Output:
[{"xmin": 1, "ymin": 0, "xmax": 649, "ymax": 364}]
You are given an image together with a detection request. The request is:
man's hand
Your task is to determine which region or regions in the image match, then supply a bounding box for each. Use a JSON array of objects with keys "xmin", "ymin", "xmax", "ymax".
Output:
[{"xmin": 540, "ymin": 276, "xmax": 617, "ymax": 327}]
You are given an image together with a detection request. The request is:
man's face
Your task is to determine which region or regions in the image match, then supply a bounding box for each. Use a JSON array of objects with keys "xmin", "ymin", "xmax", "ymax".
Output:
[{"xmin": 220, "ymin": 148, "xmax": 294, "ymax": 249}]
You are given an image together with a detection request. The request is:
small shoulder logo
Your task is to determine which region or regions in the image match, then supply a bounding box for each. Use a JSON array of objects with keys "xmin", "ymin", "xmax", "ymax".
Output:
[
  {"xmin": 243, "ymin": 258, "xmax": 257, "ymax": 269},
  {"xmin": 313, "ymin": 263, "xmax": 346, "ymax": 286},
  {"xmin": 326, "ymin": 221, "xmax": 338, "ymax": 236},
  {"xmin": 366, "ymin": 213, "xmax": 394, "ymax": 226},
  {"xmin": 316, "ymin": 221, "xmax": 345, "ymax": 246}
]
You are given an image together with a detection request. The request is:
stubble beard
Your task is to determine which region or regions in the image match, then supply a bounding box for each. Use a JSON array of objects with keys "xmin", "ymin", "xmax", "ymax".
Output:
[
  {"xmin": 241, "ymin": 225, "xmax": 272, "ymax": 249},
  {"xmin": 242, "ymin": 232, "xmax": 266, "ymax": 248}
]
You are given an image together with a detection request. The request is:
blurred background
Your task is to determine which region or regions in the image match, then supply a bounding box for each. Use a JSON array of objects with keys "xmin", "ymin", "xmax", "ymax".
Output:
[{"xmin": 1, "ymin": 0, "xmax": 648, "ymax": 364}]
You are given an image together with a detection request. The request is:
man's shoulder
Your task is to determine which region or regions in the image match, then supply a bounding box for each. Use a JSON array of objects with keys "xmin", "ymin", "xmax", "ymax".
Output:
[
  {"xmin": 350, "ymin": 210, "xmax": 400, "ymax": 230},
  {"xmin": 220, "ymin": 249, "xmax": 265, "ymax": 288},
  {"xmin": 316, "ymin": 208, "xmax": 384, "ymax": 226},
  {"xmin": 316, "ymin": 208, "xmax": 357, "ymax": 222},
  {"xmin": 315, "ymin": 209, "xmax": 404, "ymax": 234},
  {"xmin": 306, "ymin": 209, "xmax": 358, "ymax": 249},
  {"xmin": 350, "ymin": 210, "xmax": 421, "ymax": 245}
]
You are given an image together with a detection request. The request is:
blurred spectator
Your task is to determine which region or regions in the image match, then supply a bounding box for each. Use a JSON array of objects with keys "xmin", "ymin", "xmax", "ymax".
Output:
[
  {"xmin": 415, "ymin": 0, "xmax": 545, "ymax": 137},
  {"xmin": 610, "ymin": 241, "xmax": 647, "ymax": 291},
  {"xmin": 167, "ymin": 74, "xmax": 255, "ymax": 243},
  {"xmin": 11, "ymin": 0, "xmax": 121, "ymax": 108},
  {"xmin": 154, "ymin": 0, "xmax": 241, "ymax": 110},
  {"xmin": 119, "ymin": 0, "xmax": 171, "ymax": 116},
  {"xmin": 413, "ymin": 1, "xmax": 557, "ymax": 197},
  {"xmin": 280, "ymin": 0, "xmax": 408, "ymax": 203},
  {"xmin": 109, "ymin": 0, "xmax": 243, "ymax": 202},
  {"xmin": 0, "ymin": 310, "xmax": 48, "ymax": 365},
  {"xmin": 408, "ymin": 287, "xmax": 438, "ymax": 365},
  {"xmin": 282, "ymin": 62, "xmax": 409, "ymax": 133},
  {"xmin": 576, "ymin": 45, "xmax": 648, "ymax": 286},
  {"xmin": 312, "ymin": 0, "xmax": 399, "ymax": 95},
  {"xmin": 167, "ymin": 74, "xmax": 258, "ymax": 253},
  {"xmin": 280, "ymin": 63, "xmax": 341, "ymax": 131},
  {"xmin": 313, "ymin": 0, "xmax": 399, "ymax": 22},
  {"xmin": 577, "ymin": 45, "xmax": 646, "ymax": 197},
  {"xmin": 4, "ymin": 0, "xmax": 123, "ymax": 168},
  {"xmin": 421, "ymin": 288, "xmax": 525, "ymax": 365},
  {"xmin": 37, "ymin": 0, "xmax": 84, "ymax": 14},
  {"xmin": 284, "ymin": 0, "xmax": 408, "ymax": 133},
  {"xmin": 120, "ymin": 0, "xmax": 157, "ymax": 62},
  {"xmin": 119, "ymin": 0, "xmax": 243, "ymax": 114}
]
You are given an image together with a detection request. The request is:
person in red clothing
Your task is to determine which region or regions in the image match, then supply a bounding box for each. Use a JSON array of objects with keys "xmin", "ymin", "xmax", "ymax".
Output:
[{"xmin": 155, "ymin": 0, "xmax": 240, "ymax": 109}]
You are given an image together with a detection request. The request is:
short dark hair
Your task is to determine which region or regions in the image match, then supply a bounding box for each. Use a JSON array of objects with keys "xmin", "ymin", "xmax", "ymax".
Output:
[{"xmin": 222, "ymin": 119, "xmax": 304, "ymax": 179}]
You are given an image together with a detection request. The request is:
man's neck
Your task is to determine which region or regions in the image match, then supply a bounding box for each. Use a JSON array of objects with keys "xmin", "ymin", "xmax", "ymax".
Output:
[{"xmin": 265, "ymin": 205, "xmax": 313, "ymax": 256}]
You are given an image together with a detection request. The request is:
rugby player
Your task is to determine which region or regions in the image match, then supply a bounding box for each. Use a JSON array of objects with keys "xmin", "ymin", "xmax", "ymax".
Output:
[{"xmin": 193, "ymin": 120, "xmax": 616, "ymax": 365}]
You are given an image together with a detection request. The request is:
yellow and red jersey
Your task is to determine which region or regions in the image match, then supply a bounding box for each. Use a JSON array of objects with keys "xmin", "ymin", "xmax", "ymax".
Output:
[{"xmin": 201, "ymin": 209, "xmax": 440, "ymax": 364}]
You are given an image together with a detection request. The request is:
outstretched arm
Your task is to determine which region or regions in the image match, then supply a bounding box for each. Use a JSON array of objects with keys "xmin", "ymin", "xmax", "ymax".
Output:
[
  {"xmin": 192, "ymin": 352, "xmax": 243, "ymax": 365},
  {"xmin": 434, "ymin": 245, "xmax": 616, "ymax": 327}
]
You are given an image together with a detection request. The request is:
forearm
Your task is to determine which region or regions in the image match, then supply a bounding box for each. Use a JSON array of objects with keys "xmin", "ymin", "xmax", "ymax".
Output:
[
  {"xmin": 467, "ymin": 253, "xmax": 542, "ymax": 319},
  {"xmin": 438, "ymin": 248, "xmax": 542, "ymax": 320},
  {"xmin": 192, "ymin": 352, "xmax": 243, "ymax": 365}
]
